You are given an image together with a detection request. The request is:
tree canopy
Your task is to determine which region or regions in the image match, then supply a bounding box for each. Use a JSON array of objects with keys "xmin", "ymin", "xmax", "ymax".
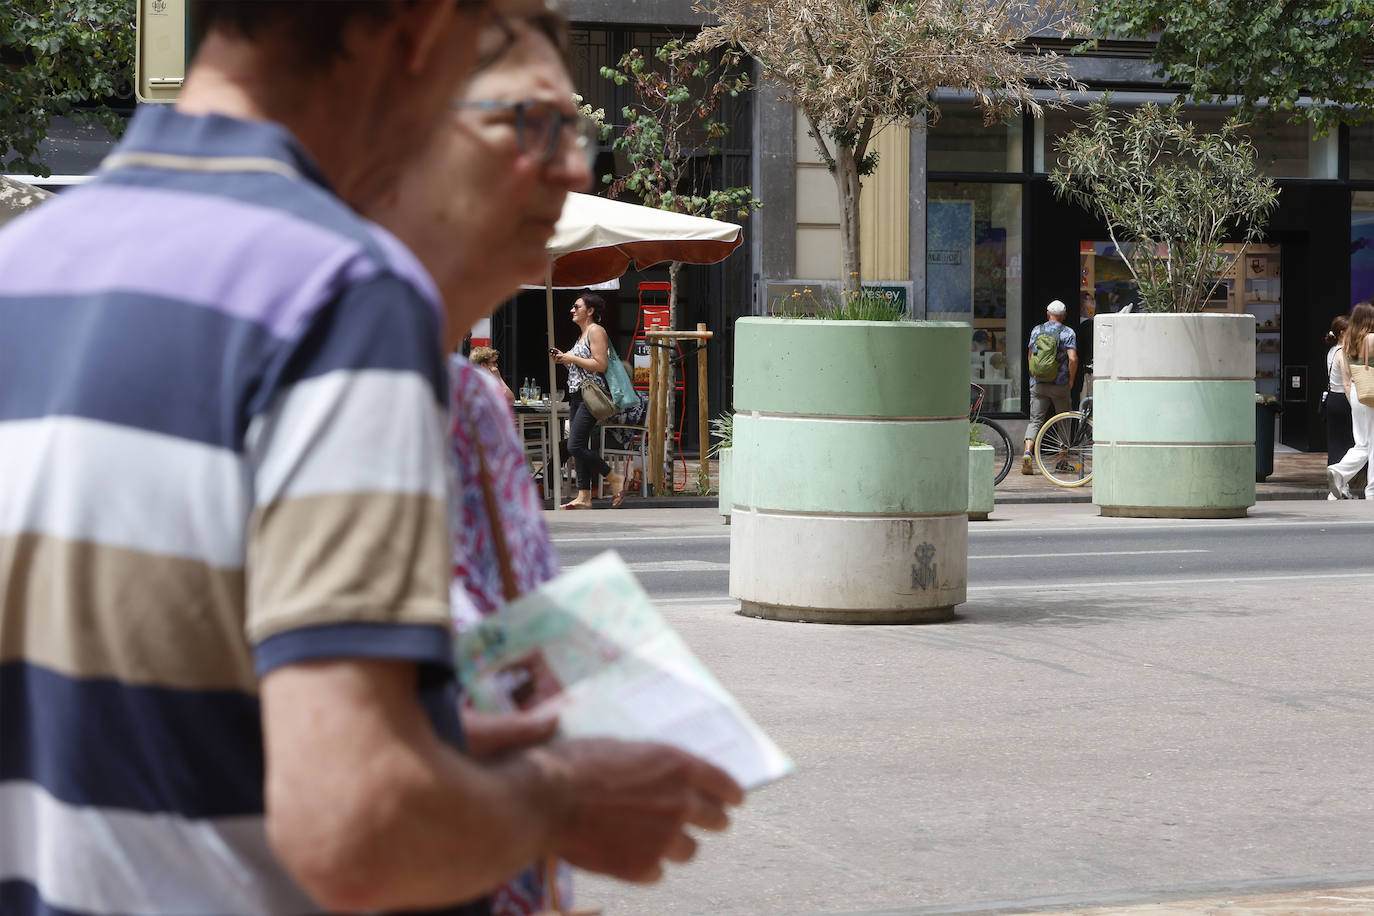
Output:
[
  {"xmin": 1, "ymin": 0, "xmax": 134, "ymax": 175},
  {"xmin": 692, "ymin": 0, "xmax": 1080, "ymax": 290},
  {"xmin": 1082, "ymin": 0, "xmax": 1374, "ymax": 132},
  {"xmin": 1051, "ymin": 100, "xmax": 1280, "ymax": 313}
]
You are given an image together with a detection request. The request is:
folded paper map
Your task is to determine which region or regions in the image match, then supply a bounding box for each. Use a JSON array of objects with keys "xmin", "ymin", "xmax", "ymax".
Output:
[{"xmin": 455, "ymin": 551, "xmax": 793, "ymax": 790}]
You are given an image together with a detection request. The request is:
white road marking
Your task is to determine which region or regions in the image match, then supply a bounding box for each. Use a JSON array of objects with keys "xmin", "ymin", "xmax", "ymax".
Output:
[
  {"xmin": 971, "ymin": 515, "xmax": 1374, "ymax": 536},
  {"xmin": 970, "ymin": 549, "xmax": 1209, "ymax": 560},
  {"xmin": 969, "ymin": 570, "xmax": 1374, "ymax": 593},
  {"xmin": 559, "ymin": 560, "xmax": 728, "ymax": 574},
  {"xmin": 552, "ymin": 533, "xmax": 729, "ymax": 544}
]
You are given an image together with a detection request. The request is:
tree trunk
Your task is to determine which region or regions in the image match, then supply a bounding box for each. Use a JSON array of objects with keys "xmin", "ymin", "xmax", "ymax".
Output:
[{"xmin": 834, "ymin": 145, "xmax": 863, "ymax": 294}]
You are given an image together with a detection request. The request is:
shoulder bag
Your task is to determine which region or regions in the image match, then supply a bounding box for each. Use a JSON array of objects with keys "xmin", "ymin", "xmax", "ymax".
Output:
[
  {"xmin": 1351, "ymin": 356, "xmax": 1374, "ymax": 408},
  {"xmin": 579, "ymin": 376, "xmax": 617, "ymax": 420},
  {"xmin": 468, "ymin": 427, "xmax": 600, "ymax": 916},
  {"xmin": 604, "ymin": 342, "xmax": 639, "ymax": 413}
]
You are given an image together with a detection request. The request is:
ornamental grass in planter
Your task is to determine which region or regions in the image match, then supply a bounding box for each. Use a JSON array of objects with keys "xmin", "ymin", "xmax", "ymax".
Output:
[{"xmin": 1051, "ymin": 100, "xmax": 1278, "ymax": 518}]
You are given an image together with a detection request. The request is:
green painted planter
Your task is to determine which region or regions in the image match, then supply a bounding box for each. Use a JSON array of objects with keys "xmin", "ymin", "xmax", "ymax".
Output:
[
  {"xmin": 1093, "ymin": 313, "xmax": 1256, "ymax": 518},
  {"xmin": 729, "ymin": 318, "xmax": 970, "ymax": 624},
  {"xmin": 968, "ymin": 444, "xmax": 994, "ymax": 521},
  {"xmin": 717, "ymin": 447, "xmax": 732, "ymax": 519}
]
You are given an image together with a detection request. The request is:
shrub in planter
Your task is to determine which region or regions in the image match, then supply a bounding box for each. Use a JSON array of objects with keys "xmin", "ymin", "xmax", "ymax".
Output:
[{"xmin": 1051, "ymin": 101, "xmax": 1278, "ymax": 517}]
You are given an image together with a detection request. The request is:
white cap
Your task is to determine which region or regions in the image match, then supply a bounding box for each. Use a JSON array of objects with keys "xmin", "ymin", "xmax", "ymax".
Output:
[{"xmin": 1046, "ymin": 299, "xmax": 1067, "ymax": 316}]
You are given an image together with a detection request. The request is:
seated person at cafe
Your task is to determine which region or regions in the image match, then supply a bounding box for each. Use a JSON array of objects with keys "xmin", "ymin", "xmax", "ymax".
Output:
[{"xmin": 469, "ymin": 345, "xmax": 516, "ymax": 403}]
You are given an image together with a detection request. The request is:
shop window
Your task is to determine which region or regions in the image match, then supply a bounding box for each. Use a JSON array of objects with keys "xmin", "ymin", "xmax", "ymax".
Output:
[
  {"xmin": 927, "ymin": 182, "xmax": 1022, "ymax": 413},
  {"xmin": 1351, "ymin": 126, "xmax": 1374, "ymax": 180},
  {"xmin": 1354, "ymin": 192, "xmax": 1374, "ymax": 306},
  {"xmin": 927, "ymin": 102, "xmax": 1022, "ymax": 173},
  {"xmin": 1081, "ymin": 241, "xmax": 1283, "ymax": 396}
]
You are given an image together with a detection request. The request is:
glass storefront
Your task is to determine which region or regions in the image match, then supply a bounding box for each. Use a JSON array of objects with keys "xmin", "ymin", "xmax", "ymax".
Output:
[
  {"xmin": 1354, "ymin": 191, "xmax": 1374, "ymax": 306},
  {"xmin": 1351, "ymin": 126, "xmax": 1374, "ymax": 181},
  {"xmin": 927, "ymin": 182, "xmax": 1023, "ymax": 413}
]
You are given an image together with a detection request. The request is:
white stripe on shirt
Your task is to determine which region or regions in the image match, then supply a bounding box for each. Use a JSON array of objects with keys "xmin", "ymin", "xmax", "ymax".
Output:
[{"xmin": 0, "ymin": 781, "xmax": 318, "ymax": 915}]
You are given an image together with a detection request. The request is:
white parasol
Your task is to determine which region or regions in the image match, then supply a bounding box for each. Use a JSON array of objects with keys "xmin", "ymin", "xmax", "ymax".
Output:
[{"xmin": 540, "ymin": 193, "xmax": 743, "ymax": 507}]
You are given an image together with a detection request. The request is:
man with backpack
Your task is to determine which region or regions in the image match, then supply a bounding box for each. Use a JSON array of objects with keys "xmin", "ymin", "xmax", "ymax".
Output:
[{"xmin": 1022, "ymin": 299, "xmax": 1078, "ymax": 474}]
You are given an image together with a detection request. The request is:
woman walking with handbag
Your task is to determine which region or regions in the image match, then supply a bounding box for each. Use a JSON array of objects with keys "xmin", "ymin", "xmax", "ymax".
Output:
[
  {"xmin": 1328, "ymin": 302, "xmax": 1374, "ymax": 500},
  {"xmin": 552, "ymin": 292, "xmax": 625, "ymax": 509}
]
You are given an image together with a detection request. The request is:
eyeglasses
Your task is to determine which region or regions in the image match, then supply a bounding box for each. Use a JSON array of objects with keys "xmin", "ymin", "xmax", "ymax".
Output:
[{"xmin": 451, "ymin": 99, "xmax": 597, "ymax": 166}]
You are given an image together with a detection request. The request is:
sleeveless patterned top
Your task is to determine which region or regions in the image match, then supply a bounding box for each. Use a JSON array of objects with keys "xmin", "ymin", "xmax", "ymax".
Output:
[{"xmin": 566, "ymin": 332, "xmax": 607, "ymax": 394}]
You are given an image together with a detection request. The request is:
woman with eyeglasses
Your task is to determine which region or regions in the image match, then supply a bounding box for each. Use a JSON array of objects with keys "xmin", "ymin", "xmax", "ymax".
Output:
[
  {"xmin": 550, "ymin": 292, "xmax": 625, "ymax": 509},
  {"xmin": 367, "ymin": 15, "xmax": 607, "ymax": 916}
]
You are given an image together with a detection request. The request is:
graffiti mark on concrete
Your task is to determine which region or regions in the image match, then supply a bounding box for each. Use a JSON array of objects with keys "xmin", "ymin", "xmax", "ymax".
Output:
[{"xmin": 911, "ymin": 542, "xmax": 937, "ymax": 590}]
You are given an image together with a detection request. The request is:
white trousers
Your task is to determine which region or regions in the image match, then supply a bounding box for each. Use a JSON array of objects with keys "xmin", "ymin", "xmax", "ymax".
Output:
[{"xmin": 1330, "ymin": 383, "xmax": 1374, "ymax": 498}]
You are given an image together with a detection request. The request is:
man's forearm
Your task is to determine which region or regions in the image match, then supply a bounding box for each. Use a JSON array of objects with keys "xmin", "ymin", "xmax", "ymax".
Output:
[{"xmin": 264, "ymin": 662, "xmax": 567, "ymax": 913}]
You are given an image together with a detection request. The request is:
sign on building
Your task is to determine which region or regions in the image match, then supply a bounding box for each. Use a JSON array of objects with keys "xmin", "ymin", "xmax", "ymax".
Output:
[{"xmin": 136, "ymin": 0, "xmax": 186, "ymax": 103}]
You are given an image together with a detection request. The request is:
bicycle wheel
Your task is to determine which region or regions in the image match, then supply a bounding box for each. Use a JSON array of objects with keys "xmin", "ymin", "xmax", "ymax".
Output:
[
  {"xmin": 1034, "ymin": 411, "xmax": 1093, "ymax": 487},
  {"xmin": 972, "ymin": 416, "xmax": 1014, "ymax": 485}
]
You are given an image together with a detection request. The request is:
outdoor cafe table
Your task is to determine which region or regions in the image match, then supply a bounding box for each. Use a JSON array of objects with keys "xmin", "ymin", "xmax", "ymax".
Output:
[{"xmin": 513, "ymin": 400, "xmax": 568, "ymax": 497}]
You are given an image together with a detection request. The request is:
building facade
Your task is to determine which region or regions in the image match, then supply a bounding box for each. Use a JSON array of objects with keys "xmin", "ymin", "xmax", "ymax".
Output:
[{"xmin": 565, "ymin": 0, "xmax": 1374, "ymax": 453}]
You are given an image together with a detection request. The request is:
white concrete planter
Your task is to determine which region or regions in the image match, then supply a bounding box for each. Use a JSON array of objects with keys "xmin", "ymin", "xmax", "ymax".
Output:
[
  {"xmin": 729, "ymin": 318, "xmax": 970, "ymax": 624},
  {"xmin": 717, "ymin": 447, "xmax": 732, "ymax": 519},
  {"xmin": 1093, "ymin": 313, "xmax": 1256, "ymax": 518},
  {"xmin": 968, "ymin": 444, "xmax": 994, "ymax": 521}
]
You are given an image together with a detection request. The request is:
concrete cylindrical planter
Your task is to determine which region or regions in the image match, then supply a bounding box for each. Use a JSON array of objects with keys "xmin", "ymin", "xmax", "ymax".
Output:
[
  {"xmin": 967, "ymin": 444, "xmax": 994, "ymax": 521},
  {"xmin": 717, "ymin": 447, "xmax": 732, "ymax": 519},
  {"xmin": 729, "ymin": 318, "xmax": 970, "ymax": 624},
  {"xmin": 1093, "ymin": 313, "xmax": 1256, "ymax": 518}
]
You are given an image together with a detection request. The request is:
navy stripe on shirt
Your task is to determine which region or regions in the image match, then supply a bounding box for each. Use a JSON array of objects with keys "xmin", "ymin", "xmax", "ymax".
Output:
[{"xmin": 0, "ymin": 277, "xmax": 445, "ymax": 447}]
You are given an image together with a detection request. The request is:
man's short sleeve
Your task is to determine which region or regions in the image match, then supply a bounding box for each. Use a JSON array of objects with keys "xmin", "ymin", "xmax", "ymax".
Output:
[
  {"xmin": 244, "ymin": 271, "xmax": 453, "ymax": 676},
  {"xmin": 1062, "ymin": 325, "xmax": 1078, "ymax": 350}
]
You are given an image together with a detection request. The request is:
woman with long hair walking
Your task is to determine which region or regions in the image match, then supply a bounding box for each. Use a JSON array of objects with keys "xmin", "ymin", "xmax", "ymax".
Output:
[{"xmin": 1327, "ymin": 302, "xmax": 1374, "ymax": 499}]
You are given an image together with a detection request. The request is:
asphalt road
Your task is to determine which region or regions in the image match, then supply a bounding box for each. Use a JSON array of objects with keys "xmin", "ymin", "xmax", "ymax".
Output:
[
  {"xmin": 546, "ymin": 502, "xmax": 1374, "ymax": 916},
  {"xmin": 552, "ymin": 504, "xmax": 1374, "ymax": 608}
]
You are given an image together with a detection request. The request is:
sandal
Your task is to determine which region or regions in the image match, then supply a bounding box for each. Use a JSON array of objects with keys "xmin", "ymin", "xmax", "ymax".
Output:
[
  {"xmin": 606, "ymin": 472, "xmax": 626, "ymax": 508},
  {"xmin": 560, "ymin": 498, "xmax": 592, "ymax": 510}
]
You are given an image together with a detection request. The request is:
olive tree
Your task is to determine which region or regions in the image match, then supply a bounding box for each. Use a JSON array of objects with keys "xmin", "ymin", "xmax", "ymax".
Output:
[
  {"xmin": 1050, "ymin": 100, "xmax": 1280, "ymax": 313},
  {"xmin": 601, "ymin": 40, "xmax": 760, "ymax": 329},
  {"xmin": 692, "ymin": 0, "xmax": 1080, "ymax": 293}
]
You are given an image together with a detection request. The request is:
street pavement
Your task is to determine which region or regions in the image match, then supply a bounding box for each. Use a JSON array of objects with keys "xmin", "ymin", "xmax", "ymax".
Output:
[{"xmin": 545, "ymin": 498, "xmax": 1374, "ymax": 915}]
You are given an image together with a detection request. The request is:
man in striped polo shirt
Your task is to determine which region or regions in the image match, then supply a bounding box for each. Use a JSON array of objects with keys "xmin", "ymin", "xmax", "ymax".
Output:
[{"xmin": 0, "ymin": 2, "xmax": 740, "ymax": 914}]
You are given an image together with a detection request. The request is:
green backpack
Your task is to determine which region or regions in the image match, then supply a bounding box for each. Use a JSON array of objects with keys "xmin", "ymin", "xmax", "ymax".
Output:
[{"xmin": 1029, "ymin": 326, "xmax": 1061, "ymax": 382}]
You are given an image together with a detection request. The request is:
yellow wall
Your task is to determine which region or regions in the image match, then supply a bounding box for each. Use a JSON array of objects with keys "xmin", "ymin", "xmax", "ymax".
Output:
[{"xmin": 794, "ymin": 119, "xmax": 910, "ymax": 282}]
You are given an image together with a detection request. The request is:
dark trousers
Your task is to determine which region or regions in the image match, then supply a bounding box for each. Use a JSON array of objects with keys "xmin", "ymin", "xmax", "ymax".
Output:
[{"xmin": 568, "ymin": 391, "xmax": 611, "ymax": 490}]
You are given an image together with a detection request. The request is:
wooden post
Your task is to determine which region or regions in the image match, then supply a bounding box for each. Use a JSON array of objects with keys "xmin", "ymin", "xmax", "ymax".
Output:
[
  {"xmin": 697, "ymin": 322, "xmax": 709, "ymax": 494},
  {"xmin": 656, "ymin": 340, "xmax": 670, "ymax": 494},
  {"xmin": 648, "ymin": 345, "xmax": 662, "ymax": 496}
]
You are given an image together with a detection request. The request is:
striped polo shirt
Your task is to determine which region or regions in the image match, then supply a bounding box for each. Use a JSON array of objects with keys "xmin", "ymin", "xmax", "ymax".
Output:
[{"xmin": 0, "ymin": 107, "xmax": 478, "ymax": 914}]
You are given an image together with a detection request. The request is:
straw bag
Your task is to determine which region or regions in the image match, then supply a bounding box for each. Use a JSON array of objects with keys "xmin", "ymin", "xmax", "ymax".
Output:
[
  {"xmin": 469, "ymin": 428, "xmax": 599, "ymax": 916},
  {"xmin": 1351, "ymin": 352, "xmax": 1374, "ymax": 408}
]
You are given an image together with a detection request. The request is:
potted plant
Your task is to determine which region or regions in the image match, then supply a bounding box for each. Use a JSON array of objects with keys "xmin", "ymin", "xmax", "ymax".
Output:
[
  {"xmin": 730, "ymin": 289, "xmax": 970, "ymax": 623},
  {"xmin": 710, "ymin": 412, "xmax": 734, "ymax": 520},
  {"xmin": 1050, "ymin": 100, "xmax": 1279, "ymax": 518},
  {"xmin": 968, "ymin": 420, "xmax": 995, "ymax": 521}
]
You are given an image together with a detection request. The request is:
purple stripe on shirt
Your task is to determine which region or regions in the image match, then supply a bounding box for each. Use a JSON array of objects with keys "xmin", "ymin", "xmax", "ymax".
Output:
[
  {"xmin": 0, "ymin": 184, "xmax": 381, "ymax": 340},
  {"xmin": 367, "ymin": 221, "xmax": 443, "ymax": 318}
]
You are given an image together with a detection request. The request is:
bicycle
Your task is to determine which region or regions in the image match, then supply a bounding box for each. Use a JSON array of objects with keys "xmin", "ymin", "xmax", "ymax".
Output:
[
  {"xmin": 970, "ymin": 384, "xmax": 1014, "ymax": 485},
  {"xmin": 1034, "ymin": 396, "xmax": 1093, "ymax": 487}
]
